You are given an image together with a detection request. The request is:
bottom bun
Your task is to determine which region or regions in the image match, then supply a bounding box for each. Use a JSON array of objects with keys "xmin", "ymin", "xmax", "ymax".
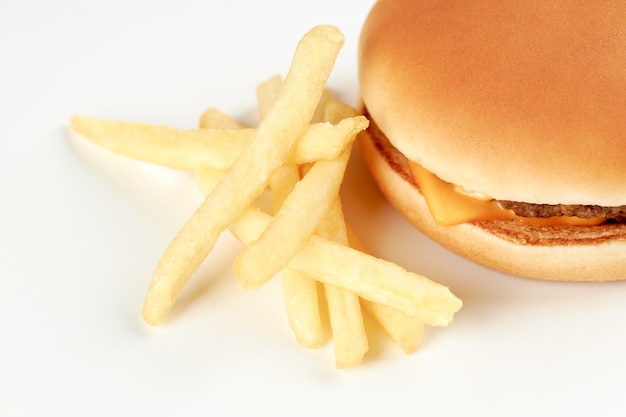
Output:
[{"xmin": 357, "ymin": 129, "xmax": 626, "ymax": 282}]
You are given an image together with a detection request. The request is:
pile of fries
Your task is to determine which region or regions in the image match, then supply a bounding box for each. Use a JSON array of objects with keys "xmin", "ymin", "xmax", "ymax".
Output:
[{"xmin": 70, "ymin": 25, "xmax": 462, "ymax": 368}]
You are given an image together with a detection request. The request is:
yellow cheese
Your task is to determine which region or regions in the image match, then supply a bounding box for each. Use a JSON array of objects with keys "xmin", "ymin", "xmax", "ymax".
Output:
[{"xmin": 408, "ymin": 162, "xmax": 605, "ymax": 227}]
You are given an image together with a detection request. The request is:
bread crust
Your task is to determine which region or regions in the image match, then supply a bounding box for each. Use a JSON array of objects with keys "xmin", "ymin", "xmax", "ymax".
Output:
[
  {"xmin": 357, "ymin": 128, "xmax": 626, "ymax": 281},
  {"xmin": 359, "ymin": 0, "xmax": 626, "ymax": 206}
]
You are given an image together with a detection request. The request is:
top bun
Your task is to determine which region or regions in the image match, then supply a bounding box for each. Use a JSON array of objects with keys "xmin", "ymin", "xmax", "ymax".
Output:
[{"xmin": 359, "ymin": 0, "xmax": 626, "ymax": 206}]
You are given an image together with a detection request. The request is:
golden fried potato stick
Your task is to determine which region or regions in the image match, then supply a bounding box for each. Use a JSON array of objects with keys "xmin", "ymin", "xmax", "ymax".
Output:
[
  {"xmin": 311, "ymin": 89, "xmax": 333, "ymax": 123},
  {"xmin": 70, "ymin": 115, "xmax": 252, "ymax": 170},
  {"xmin": 317, "ymin": 198, "xmax": 368, "ymax": 368},
  {"xmin": 226, "ymin": 206, "xmax": 462, "ymax": 327},
  {"xmin": 271, "ymin": 165, "xmax": 324, "ymax": 348},
  {"xmin": 256, "ymin": 75, "xmax": 284, "ymax": 121},
  {"xmin": 141, "ymin": 25, "xmax": 345, "ymax": 325},
  {"xmin": 199, "ymin": 107, "xmax": 246, "ymax": 129},
  {"xmin": 313, "ymin": 99, "xmax": 368, "ymax": 368},
  {"xmin": 325, "ymin": 286, "xmax": 367, "ymax": 367},
  {"xmin": 363, "ymin": 301, "xmax": 425, "ymax": 354},
  {"xmin": 269, "ymin": 165, "xmax": 300, "ymax": 212},
  {"xmin": 70, "ymin": 115, "xmax": 363, "ymax": 171},
  {"xmin": 323, "ymin": 98, "xmax": 360, "ymax": 123},
  {"xmin": 280, "ymin": 269, "xmax": 325, "ymax": 348}
]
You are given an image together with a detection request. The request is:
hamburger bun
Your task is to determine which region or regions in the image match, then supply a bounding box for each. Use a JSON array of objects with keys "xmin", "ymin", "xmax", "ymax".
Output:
[{"xmin": 357, "ymin": 0, "xmax": 626, "ymax": 281}]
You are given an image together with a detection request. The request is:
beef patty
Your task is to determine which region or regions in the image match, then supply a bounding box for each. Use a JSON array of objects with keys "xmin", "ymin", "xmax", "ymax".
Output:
[{"xmin": 497, "ymin": 200, "xmax": 626, "ymax": 222}]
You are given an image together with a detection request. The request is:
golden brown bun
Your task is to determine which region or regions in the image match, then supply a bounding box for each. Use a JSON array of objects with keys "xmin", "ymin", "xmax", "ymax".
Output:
[
  {"xmin": 359, "ymin": 0, "xmax": 626, "ymax": 206},
  {"xmin": 358, "ymin": 129, "xmax": 626, "ymax": 281}
]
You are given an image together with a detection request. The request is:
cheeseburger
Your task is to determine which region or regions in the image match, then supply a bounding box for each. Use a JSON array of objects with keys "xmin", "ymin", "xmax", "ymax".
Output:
[{"xmin": 357, "ymin": 0, "xmax": 626, "ymax": 281}]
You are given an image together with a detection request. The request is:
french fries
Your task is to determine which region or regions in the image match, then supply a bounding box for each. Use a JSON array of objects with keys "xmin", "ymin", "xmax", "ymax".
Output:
[
  {"xmin": 234, "ymin": 148, "xmax": 353, "ymax": 289},
  {"xmin": 70, "ymin": 24, "xmax": 462, "ymax": 368},
  {"xmin": 227, "ymin": 207, "xmax": 461, "ymax": 327},
  {"xmin": 141, "ymin": 25, "xmax": 345, "ymax": 325},
  {"xmin": 259, "ymin": 76, "xmax": 327, "ymax": 350},
  {"xmin": 70, "ymin": 115, "xmax": 363, "ymax": 170},
  {"xmin": 257, "ymin": 76, "xmax": 368, "ymax": 365}
]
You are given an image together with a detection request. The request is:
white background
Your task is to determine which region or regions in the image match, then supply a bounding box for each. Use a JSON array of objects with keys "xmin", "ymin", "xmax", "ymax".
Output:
[{"xmin": 3, "ymin": 1, "xmax": 626, "ymax": 416}]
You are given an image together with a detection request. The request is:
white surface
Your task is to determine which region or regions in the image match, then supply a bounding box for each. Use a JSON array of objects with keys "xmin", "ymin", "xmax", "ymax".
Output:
[{"xmin": 3, "ymin": 1, "xmax": 626, "ymax": 416}]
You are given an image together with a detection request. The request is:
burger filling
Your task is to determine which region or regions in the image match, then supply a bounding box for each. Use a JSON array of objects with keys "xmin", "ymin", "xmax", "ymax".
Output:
[
  {"xmin": 365, "ymin": 114, "xmax": 624, "ymax": 227},
  {"xmin": 409, "ymin": 162, "xmax": 607, "ymax": 227},
  {"xmin": 496, "ymin": 200, "xmax": 626, "ymax": 223}
]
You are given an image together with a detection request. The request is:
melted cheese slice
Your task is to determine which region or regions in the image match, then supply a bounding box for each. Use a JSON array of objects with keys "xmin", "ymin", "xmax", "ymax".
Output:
[{"xmin": 408, "ymin": 162, "xmax": 605, "ymax": 227}]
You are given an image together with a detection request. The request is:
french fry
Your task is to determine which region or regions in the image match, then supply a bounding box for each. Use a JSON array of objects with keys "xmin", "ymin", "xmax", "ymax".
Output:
[
  {"xmin": 70, "ymin": 115, "xmax": 252, "ymax": 170},
  {"xmin": 234, "ymin": 148, "xmax": 354, "ymax": 289},
  {"xmin": 317, "ymin": 199, "xmax": 368, "ymax": 368},
  {"xmin": 269, "ymin": 165, "xmax": 300, "ymax": 213},
  {"xmin": 280, "ymin": 269, "xmax": 325, "ymax": 348},
  {"xmin": 323, "ymin": 98, "xmax": 360, "ymax": 123},
  {"xmin": 71, "ymin": 114, "xmax": 365, "ymax": 171},
  {"xmin": 292, "ymin": 116, "xmax": 367, "ymax": 162},
  {"xmin": 199, "ymin": 107, "xmax": 245, "ymax": 129},
  {"xmin": 271, "ymin": 165, "xmax": 324, "ymax": 349},
  {"xmin": 311, "ymin": 89, "xmax": 333, "ymax": 123},
  {"xmin": 256, "ymin": 75, "xmax": 283, "ymax": 120},
  {"xmin": 362, "ymin": 301, "xmax": 425, "ymax": 354},
  {"xmin": 227, "ymin": 206, "xmax": 462, "ymax": 327},
  {"xmin": 317, "ymin": 99, "xmax": 369, "ymax": 367},
  {"xmin": 141, "ymin": 25, "xmax": 346, "ymax": 325},
  {"xmin": 325, "ymin": 285, "xmax": 367, "ymax": 367}
]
